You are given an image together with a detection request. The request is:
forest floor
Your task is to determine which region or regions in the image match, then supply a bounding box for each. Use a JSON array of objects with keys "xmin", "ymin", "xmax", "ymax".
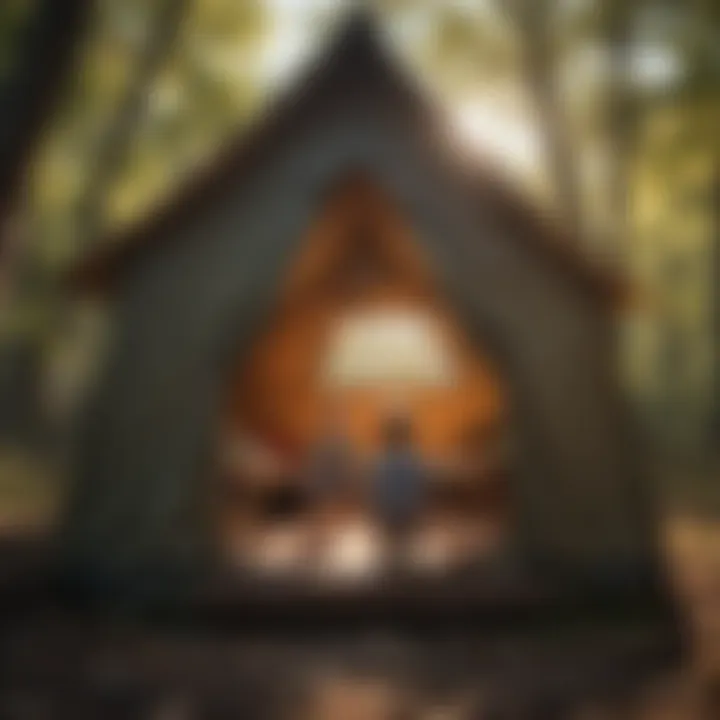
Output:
[{"xmin": 0, "ymin": 453, "xmax": 719, "ymax": 718}]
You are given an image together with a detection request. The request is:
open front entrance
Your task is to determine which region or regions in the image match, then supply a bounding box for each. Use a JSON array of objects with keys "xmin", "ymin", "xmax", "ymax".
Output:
[{"xmin": 213, "ymin": 177, "xmax": 513, "ymax": 583}]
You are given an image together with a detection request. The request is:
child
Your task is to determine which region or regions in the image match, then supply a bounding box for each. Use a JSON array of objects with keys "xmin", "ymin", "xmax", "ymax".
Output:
[{"xmin": 373, "ymin": 413, "xmax": 427, "ymax": 571}]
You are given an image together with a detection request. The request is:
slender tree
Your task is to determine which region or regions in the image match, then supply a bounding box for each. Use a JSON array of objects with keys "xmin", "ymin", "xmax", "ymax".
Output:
[
  {"xmin": 646, "ymin": 0, "xmax": 720, "ymax": 448},
  {"xmin": 73, "ymin": 0, "xmax": 192, "ymax": 251},
  {"xmin": 0, "ymin": 0, "xmax": 91, "ymax": 259},
  {"xmin": 0, "ymin": 0, "xmax": 91, "ymax": 442},
  {"xmin": 503, "ymin": 0, "xmax": 585, "ymax": 241},
  {"xmin": 711, "ymin": 160, "xmax": 720, "ymax": 447},
  {"xmin": 600, "ymin": 0, "xmax": 640, "ymax": 263}
]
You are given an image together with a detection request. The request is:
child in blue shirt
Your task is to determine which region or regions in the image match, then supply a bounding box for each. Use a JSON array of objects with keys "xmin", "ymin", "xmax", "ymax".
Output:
[{"xmin": 373, "ymin": 413, "xmax": 427, "ymax": 569}]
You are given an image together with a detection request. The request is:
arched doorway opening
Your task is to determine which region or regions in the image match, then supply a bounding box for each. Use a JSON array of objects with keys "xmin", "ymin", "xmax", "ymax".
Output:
[{"xmin": 211, "ymin": 177, "xmax": 514, "ymax": 583}]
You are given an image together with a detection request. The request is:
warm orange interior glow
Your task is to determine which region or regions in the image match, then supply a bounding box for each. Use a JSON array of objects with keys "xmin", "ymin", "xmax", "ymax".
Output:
[{"xmin": 222, "ymin": 176, "xmax": 505, "ymax": 458}]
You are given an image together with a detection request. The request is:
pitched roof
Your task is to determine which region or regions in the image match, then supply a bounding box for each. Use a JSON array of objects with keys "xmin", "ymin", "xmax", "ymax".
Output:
[{"xmin": 67, "ymin": 11, "xmax": 624, "ymax": 303}]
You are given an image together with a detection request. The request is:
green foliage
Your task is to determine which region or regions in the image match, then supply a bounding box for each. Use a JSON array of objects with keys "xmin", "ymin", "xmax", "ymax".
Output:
[
  {"xmin": 106, "ymin": 0, "xmax": 267, "ymax": 231},
  {"xmin": 424, "ymin": 4, "xmax": 515, "ymax": 89},
  {"xmin": 25, "ymin": 0, "xmax": 268, "ymax": 270}
]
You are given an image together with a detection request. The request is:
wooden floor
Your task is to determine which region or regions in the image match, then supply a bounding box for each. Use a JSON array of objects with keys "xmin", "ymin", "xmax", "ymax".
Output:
[{"xmin": 219, "ymin": 507, "xmax": 507, "ymax": 585}]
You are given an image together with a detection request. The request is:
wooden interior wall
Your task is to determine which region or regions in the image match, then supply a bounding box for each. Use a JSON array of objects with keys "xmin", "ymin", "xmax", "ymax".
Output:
[{"xmin": 222, "ymin": 177, "xmax": 505, "ymax": 459}]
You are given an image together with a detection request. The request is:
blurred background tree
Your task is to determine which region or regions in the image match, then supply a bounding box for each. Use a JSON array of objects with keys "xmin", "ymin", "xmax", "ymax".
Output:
[
  {"xmin": 0, "ymin": 0, "xmax": 90, "ymax": 256},
  {"xmin": 0, "ymin": 0, "xmax": 268, "ymax": 448},
  {"xmin": 0, "ymin": 0, "xmax": 91, "ymax": 448}
]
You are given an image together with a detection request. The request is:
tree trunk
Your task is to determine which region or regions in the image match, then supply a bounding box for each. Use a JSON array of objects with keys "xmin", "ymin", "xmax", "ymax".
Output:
[
  {"xmin": 73, "ymin": 0, "xmax": 191, "ymax": 252},
  {"xmin": 711, "ymin": 160, "xmax": 720, "ymax": 448},
  {"xmin": 510, "ymin": 0, "xmax": 584, "ymax": 242},
  {"xmin": 0, "ymin": 339, "xmax": 43, "ymax": 443},
  {"xmin": 0, "ymin": 0, "xmax": 90, "ymax": 445},
  {"xmin": 658, "ymin": 249, "xmax": 689, "ymax": 446},
  {"xmin": 601, "ymin": 0, "xmax": 640, "ymax": 264},
  {"xmin": 0, "ymin": 0, "xmax": 91, "ymax": 259}
]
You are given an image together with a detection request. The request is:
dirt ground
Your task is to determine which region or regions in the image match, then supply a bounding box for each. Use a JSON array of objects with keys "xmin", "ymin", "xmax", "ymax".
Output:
[
  {"xmin": 0, "ymin": 514, "xmax": 717, "ymax": 719},
  {"xmin": 2, "ymin": 451, "xmax": 720, "ymax": 718},
  {"xmin": 645, "ymin": 515, "xmax": 720, "ymax": 718}
]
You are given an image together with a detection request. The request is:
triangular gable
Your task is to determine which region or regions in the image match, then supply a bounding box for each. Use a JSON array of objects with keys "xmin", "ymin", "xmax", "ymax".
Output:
[{"xmin": 67, "ymin": 12, "xmax": 622, "ymax": 303}]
